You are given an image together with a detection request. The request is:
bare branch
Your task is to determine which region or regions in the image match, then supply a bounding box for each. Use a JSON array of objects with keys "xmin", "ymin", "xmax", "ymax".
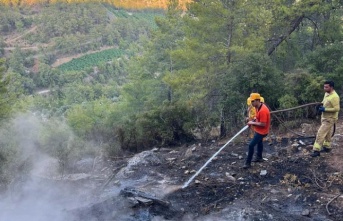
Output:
[
  {"xmin": 268, "ymin": 15, "xmax": 305, "ymax": 56},
  {"xmin": 326, "ymin": 194, "xmax": 341, "ymax": 216}
]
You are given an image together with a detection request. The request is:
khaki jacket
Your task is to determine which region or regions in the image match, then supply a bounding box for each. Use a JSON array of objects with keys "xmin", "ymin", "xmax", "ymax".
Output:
[{"xmin": 322, "ymin": 90, "xmax": 340, "ymax": 120}]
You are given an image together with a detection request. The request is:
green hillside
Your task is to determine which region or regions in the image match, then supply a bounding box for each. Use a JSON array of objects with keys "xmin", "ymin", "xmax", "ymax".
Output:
[{"xmin": 0, "ymin": 0, "xmax": 342, "ymax": 157}]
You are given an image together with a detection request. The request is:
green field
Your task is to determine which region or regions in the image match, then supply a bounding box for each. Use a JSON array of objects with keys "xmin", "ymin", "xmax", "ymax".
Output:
[
  {"xmin": 58, "ymin": 49, "xmax": 124, "ymax": 72},
  {"xmin": 105, "ymin": 5, "xmax": 164, "ymax": 28}
]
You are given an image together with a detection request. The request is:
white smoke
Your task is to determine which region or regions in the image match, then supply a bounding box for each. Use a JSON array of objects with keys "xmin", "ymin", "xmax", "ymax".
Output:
[{"xmin": 0, "ymin": 114, "xmax": 87, "ymax": 221}]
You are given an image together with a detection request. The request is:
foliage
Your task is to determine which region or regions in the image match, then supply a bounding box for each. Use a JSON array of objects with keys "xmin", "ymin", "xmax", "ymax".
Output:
[
  {"xmin": 37, "ymin": 3, "xmax": 109, "ymax": 40},
  {"xmin": 301, "ymin": 42, "xmax": 343, "ymax": 91},
  {"xmin": 0, "ymin": 120, "xmax": 20, "ymax": 188},
  {"xmin": 58, "ymin": 49, "xmax": 123, "ymax": 72},
  {"xmin": 109, "ymin": 101, "xmax": 194, "ymax": 151},
  {"xmin": 1, "ymin": 0, "xmax": 343, "ymax": 155},
  {"xmin": 0, "ymin": 58, "xmax": 11, "ymax": 120},
  {"xmin": 0, "ymin": 0, "xmax": 191, "ymax": 9},
  {"xmin": 66, "ymin": 98, "xmax": 122, "ymax": 156},
  {"xmin": 224, "ymin": 53, "xmax": 283, "ymax": 106},
  {"xmin": 0, "ymin": 6, "xmax": 32, "ymax": 33},
  {"xmin": 66, "ymin": 98, "xmax": 114, "ymax": 137},
  {"xmin": 280, "ymin": 69, "xmax": 325, "ymax": 104},
  {"xmin": 105, "ymin": 5, "xmax": 164, "ymax": 28}
]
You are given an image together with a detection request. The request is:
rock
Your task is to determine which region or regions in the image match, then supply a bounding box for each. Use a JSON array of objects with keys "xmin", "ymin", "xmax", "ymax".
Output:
[
  {"xmin": 127, "ymin": 197, "xmax": 139, "ymax": 207},
  {"xmin": 238, "ymin": 156, "xmax": 243, "ymax": 159},
  {"xmin": 301, "ymin": 209, "xmax": 310, "ymax": 216},
  {"xmin": 295, "ymin": 194, "xmax": 301, "ymax": 201},
  {"xmin": 113, "ymin": 180, "xmax": 121, "ymax": 186},
  {"xmin": 184, "ymin": 148, "xmax": 193, "ymax": 158},
  {"xmin": 299, "ymin": 140, "xmax": 306, "ymax": 145},
  {"xmin": 135, "ymin": 196, "xmax": 153, "ymax": 205},
  {"xmin": 169, "ymin": 150, "xmax": 178, "ymax": 154},
  {"xmin": 231, "ymin": 152, "xmax": 239, "ymax": 157},
  {"xmin": 116, "ymin": 150, "xmax": 162, "ymax": 179},
  {"xmin": 292, "ymin": 143, "xmax": 300, "ymax": 147},
  {"xmin": 132, "ymin": 150, "xmax": 161, "ymax": 167},
  {"xmin": 225, "ymin": 172, "xmax": 236, "ymax": 182},
  {"xmin": 260, "ymin": 170, "xmax": 267, "ymax": 176},
  {"xmin": 191, "ymin": 146, "xmax": 197, "ymax": 151},
  {"xmin": 184, "ymin": 170, "xmax": 190, "ymax": 174},
  {"xmin": 270, "ymin": 189, "xmax": 279, "ymax": 194},
  {"xmin": 121, "ymin": 187, "xmax": 170, "ymax": 207},
  {"xmin": 195, "ymin": 180, "xmax": 201, "ymax": 184}
]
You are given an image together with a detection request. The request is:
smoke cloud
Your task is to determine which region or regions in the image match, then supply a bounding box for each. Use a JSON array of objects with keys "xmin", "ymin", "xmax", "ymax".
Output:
[{"xmin": 0, "ymin": 114, "xmax": 88, "ymax": 221}]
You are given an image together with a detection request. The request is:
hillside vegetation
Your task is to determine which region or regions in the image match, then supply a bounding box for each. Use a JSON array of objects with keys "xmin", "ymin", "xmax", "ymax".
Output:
[
  {"xmin": 0, "ymin": 0, "xmax": 342, "ymax": 191},
  {"xmin": 0, "ymin": 0, "xmax": 192, "ymax": 9}
]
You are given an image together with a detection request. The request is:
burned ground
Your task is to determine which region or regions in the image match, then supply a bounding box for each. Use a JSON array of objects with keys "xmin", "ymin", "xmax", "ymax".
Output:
[
  {"xmin": 72, "ymin": 125, "xmax": 342, "ymax": 221},
  {"xmin": 106, "ymin": 122, "xmax": 343, "ymax": 221},
  {"xmin": 4, "ymin": 122, "xmax": 342, "ymax": 221}
]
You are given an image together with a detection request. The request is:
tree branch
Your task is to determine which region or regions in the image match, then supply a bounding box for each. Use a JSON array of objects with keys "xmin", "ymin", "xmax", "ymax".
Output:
[
  {"xmin": 268, "ymin": 15, "xmax": 305, "ymax": 56},
  {"xmin": 326, "ymin": 194, "xmax": 341, "ymax": 216}
]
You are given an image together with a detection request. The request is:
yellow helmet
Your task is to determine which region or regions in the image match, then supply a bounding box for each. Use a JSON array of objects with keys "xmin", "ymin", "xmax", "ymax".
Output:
[{"xmin": 250, "ymin": 93, "xmax": 261, "ymax": 101}]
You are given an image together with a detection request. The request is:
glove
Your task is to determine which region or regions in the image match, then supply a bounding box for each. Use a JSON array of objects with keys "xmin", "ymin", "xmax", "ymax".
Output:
[{"xmin": 318, "ymin": 106, "xmax": 325, "ymax": 113}]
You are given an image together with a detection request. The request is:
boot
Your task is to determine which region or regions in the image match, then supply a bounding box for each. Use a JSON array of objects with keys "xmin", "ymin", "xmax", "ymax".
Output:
[
  {"xmin": 311, "ymin": 151, "xmax": 320, "ymax": 157},
  {"xmin": 242, "ymin": 162, "xmax": 251, "ymax": 169},
  {"xmin": 252, "ymin": 157, "xmax": 264, "ymax": 163},
  {"xmin": 321, "ymin": 147, "xmax": 331, "ymax": 153}
]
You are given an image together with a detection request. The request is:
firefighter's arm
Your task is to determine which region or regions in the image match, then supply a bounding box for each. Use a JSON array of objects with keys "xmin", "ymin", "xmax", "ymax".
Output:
[
  {"xmin": 324, "ymin": 97, "xmax": 340, "ymax": 112},
  {"xmin": 248, "ymin": 121, "xmax": 266, "ymax": 127}
]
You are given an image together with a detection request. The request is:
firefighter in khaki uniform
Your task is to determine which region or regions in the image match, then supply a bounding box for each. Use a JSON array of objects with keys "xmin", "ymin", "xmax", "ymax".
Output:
[
  {"xmin": 247, "ymin": 95, "xmax": 265, "ymax": 138},
  {"xmin": 311, "ymin": 80, "xmax": 340, "ymax": 157}
]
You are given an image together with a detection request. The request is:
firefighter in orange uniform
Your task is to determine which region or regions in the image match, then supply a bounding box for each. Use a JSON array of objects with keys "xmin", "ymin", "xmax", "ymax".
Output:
[{"xmin": 247, "ymin": 94, "xmax": 265, "ymax": 138}]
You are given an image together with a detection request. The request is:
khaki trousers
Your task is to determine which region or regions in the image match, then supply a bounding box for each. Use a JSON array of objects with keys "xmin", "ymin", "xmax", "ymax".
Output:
[{"xmin": 313, "ymin": 118, "xmax": 336, "ymax": 151}]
